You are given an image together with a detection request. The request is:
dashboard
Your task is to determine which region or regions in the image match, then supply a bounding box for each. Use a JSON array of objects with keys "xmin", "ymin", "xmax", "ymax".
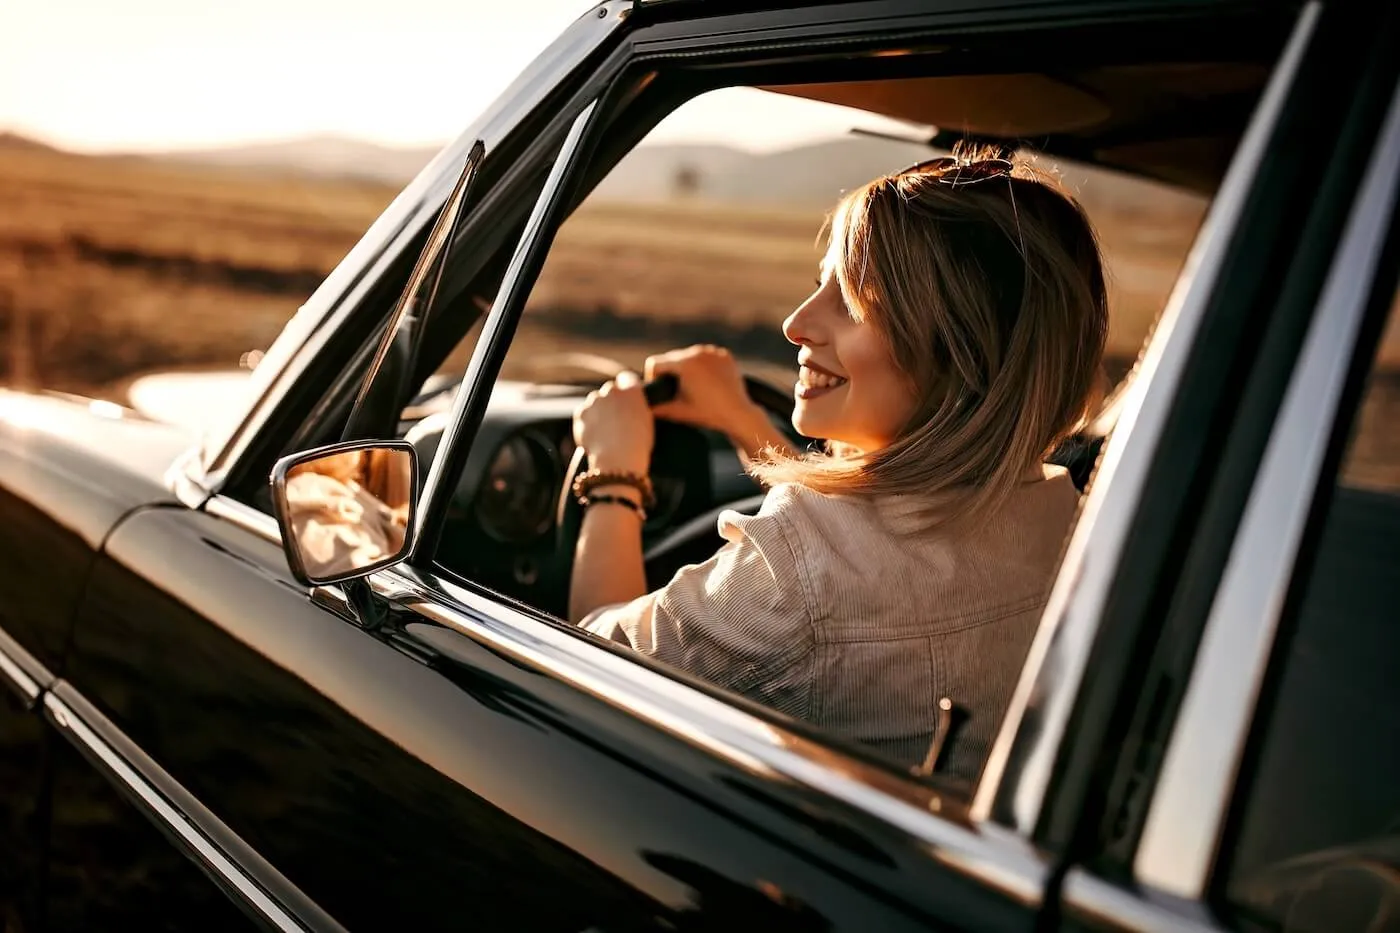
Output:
[{"xmin": 403, "ymin": 380, "xmax": 767, "ymax": 616}]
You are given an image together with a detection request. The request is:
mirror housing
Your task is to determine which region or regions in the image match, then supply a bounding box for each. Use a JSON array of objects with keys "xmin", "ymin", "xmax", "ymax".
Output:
[{"xmin": 270, "ymin": 440, "xmax": 418, "ymax": 586}]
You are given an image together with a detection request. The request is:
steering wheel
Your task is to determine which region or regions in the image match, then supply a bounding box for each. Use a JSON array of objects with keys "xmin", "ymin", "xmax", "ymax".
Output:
[{"xmin": 556, "ymin": 370, "xmax": 798, "ymax": 590}]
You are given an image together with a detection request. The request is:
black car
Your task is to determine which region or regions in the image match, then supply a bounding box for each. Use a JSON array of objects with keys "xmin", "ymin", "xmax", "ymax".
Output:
[{"xmin": 2, "ymin": 0, "xmax": 1398, "ymax": 930}]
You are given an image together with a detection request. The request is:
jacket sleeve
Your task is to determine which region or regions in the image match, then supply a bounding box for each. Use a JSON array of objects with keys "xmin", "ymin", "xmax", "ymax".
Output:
[{"xmin": 584, "ymin": 487, "xmax": 816, "ymax": 716}]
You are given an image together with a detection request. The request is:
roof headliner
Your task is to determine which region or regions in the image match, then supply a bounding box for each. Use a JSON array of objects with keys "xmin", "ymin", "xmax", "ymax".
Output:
[{"xmin": 765, "ymin": 61, "xmax": 1274, "ymax": 193}]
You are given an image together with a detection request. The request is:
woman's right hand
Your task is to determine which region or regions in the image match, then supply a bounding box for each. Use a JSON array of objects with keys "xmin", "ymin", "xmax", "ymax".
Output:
[
  {"xmin": 645, "ymin": 345, "xmax": 791, "ymax": 462},
  {"xmin": 645, "ymin": 345, "xmax": 759, "ymax": 435}
]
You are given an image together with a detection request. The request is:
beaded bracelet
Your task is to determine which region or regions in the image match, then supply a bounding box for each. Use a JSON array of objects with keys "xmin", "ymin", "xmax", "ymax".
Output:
[
  {"xmin": 572, "ymin": 468, "xmax": 655, "ymax": 509},
  {"xmin": 581, "ymin": 494, "xmax": 647, "ymax": 520}
]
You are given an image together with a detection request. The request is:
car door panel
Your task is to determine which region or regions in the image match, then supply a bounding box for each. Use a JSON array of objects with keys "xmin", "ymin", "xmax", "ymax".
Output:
[
  {"xmin": 0, "ymin": 398, "xmax": 193, "ymax": 932},
  {"xmin": 65, "ymin": 505, "xmax": 687, "ymax": 930},
  {"xmin": 0, "ymin": 666, "xmax": 46, "ymax": 933},
  {"xmin": 43, "ymin": 721, "xmax": 262, "ymax": 933},
  {"xmin": 62, "ymin": 502, "xmax": 1037, "ymax": 930}
]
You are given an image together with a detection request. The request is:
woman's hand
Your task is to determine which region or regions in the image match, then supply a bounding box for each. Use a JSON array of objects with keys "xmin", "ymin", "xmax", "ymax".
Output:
[
  {"xmin": 573, "ymin": 370, "xmax": 654, "ymax": 474},
  {"xmin": 646, "ymin": 345, "xmax": 764, "ymax": 435},
  {"xmin": 646, "ymin": 345, "xmax": 793, "ymax": 462}
]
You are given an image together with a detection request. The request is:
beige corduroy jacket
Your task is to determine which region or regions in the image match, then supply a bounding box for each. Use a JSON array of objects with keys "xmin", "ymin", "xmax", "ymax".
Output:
[{"xmin": 586, "ymin": 465, "xmax": 1079, "ymax": 781}]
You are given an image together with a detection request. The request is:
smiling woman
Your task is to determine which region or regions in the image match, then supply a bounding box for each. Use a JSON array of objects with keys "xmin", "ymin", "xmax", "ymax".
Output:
[{"xmin": 754, "ymin": 147, "xmax": 1108, "ymax": 524}]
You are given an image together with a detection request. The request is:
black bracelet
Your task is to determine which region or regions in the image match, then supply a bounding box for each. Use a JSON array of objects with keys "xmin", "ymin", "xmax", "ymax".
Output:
[{"xmin": 582, "ymin": 493, "xmax": 647, "ymax": 520}]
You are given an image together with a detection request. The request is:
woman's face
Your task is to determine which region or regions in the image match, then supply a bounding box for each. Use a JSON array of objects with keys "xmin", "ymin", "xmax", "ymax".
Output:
[{"xmin": 782, "ymin": 260, "xmax": 918, "ymax": 452}]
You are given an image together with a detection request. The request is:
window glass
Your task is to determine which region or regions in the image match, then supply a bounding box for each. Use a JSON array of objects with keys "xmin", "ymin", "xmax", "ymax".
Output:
[
  {"xmin": 431, "ymin": 80, "xmax": 1216, "ymax": 785},
  {"xmin": 1223, "ymin": 289, "xmax": 1400, "ymax": 932}
]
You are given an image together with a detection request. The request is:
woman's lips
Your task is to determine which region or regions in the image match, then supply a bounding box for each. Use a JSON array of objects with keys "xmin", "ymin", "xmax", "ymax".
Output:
[{"xmin": 796, "ymin": 364, "xmax": 848, "ymax": 400}]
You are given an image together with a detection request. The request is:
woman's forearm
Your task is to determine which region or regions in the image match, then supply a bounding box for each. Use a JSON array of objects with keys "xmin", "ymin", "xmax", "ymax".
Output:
[{"xmin": 568, "ymin": 488, "xmax": 648, "ymax": 623}]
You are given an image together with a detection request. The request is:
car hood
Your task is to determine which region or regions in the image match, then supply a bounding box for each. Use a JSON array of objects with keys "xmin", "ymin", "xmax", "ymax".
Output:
[
  {"xmin": 0, "ymin": 387, "xmax": 197, "ymax": 486},
  {"xmin": 124, "ymin": 369, "xmax": 259, "ymax": 436}
]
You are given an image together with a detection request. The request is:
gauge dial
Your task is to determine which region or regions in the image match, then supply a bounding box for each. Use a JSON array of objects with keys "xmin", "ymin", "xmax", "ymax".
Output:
[{"xmin": 474, "ymin": 432, "xmax": 559, "ymax": 543}]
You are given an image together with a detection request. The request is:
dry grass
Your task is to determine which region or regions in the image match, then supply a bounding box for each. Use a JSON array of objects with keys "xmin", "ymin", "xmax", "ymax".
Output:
[
  {"xmin": 0, "ymin": 147, "xmax": 386, "ymax": 392},
  {"xmin": 0, "ymin": 144, "xmax": 1209, "ymax": 398}
]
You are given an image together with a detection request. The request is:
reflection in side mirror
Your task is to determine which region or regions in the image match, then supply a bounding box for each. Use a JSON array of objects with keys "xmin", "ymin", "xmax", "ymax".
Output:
[{"xmin": 270, "ymin": 440, "xmax": 417, "ymax": 586}]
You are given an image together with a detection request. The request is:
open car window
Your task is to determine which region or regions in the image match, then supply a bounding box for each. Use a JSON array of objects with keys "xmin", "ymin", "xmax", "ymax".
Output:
[{"xmin": 415, "ymin": 75, "xmax": 1228, "ymax": 788}]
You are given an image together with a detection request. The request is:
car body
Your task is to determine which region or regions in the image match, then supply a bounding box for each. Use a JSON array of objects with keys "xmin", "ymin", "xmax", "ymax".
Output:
[{"xmin": 2, "ymin": 0, "xmax": 1398, "ymax": 930}]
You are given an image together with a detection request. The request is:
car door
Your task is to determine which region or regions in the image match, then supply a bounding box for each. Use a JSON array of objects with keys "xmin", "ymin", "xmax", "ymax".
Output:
[{"xmin": 264, "ymin": 5, "xmax": 1361, "ymax": 932}]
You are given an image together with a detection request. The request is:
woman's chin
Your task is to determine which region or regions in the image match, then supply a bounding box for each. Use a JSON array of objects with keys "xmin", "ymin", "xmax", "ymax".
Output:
[{"xmin": 790, "ymin": 405, "xmax": 828, "ymax": 440}]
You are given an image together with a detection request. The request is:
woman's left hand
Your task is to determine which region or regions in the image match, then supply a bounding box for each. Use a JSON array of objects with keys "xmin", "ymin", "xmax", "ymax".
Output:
[{"xmin": 573, "ymin": 371, "xmax": 654, "ymax": 474}]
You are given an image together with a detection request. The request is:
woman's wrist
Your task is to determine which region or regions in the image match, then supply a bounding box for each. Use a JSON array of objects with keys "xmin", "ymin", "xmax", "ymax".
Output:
[
  {"xmin": 585, "ymin": 482, "xmax": 644, "ymax": 504},
  {"xmin": 586, "ymin": 451, "xmax": 650, "ymax": 475}
]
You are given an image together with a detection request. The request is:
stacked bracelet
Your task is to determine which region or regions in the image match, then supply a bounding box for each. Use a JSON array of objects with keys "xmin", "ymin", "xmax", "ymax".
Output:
[
  {"xmin": 572, "ymin": 468, "xmax": 655, "ymax": 509},
  {"xmin": 580, "ymin": 493, "xmax": 647, "ymax": 520}
]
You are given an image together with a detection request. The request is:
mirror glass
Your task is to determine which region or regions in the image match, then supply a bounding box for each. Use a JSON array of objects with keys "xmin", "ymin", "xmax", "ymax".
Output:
[{"xmin": 271, "ymin": 442, "xmax": 417, "ymax": 585}]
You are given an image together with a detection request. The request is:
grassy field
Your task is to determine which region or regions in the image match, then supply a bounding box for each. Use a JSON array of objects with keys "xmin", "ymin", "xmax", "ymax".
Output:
[
  {"xmin": 1, "ymin": 141, "xmax": 1395, "ymax": 491},
  {"xmin": 0, "ymin": 142, "xmax": 1204, "ymax": 394},
  {"xmin": 0, "ymin": 145, "xmax": 388, "ymax": 393}
]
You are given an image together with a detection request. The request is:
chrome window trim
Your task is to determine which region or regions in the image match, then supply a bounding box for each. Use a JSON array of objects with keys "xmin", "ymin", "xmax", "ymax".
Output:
[
  {"xmin": 43, "ymin": 688, "xmax": 343, "ymax": 932},
  {"xmin": 205, "ymin": 494, "xmax": 283, "ymax": 541},
  {"xmin": 1062, "ymin": 868, "xmax": 1224, "ymax": 933},
  {"xmin": 202, "ymin": 491, "xmax": 1052, "ymax": 903},
  {"xmin": 1132, "ymin": 71, "xmax": 1400, "ymax": 901},
  {"xmin": 972, "ymin": 1, "xmax": 1321, "ymax": 833},
  {"xmin": 172, "ymin": 2, "xmax": 633, "ymax": 498},
  {"xmin": 0, "ymin": 623, "xmax": 44, "ymax": 706}
]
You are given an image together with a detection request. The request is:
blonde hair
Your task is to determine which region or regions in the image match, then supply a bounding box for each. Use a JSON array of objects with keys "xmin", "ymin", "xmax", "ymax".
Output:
[{"xmin": 753, "ymin": 145, "xmax": 1108, "ymax": 526}]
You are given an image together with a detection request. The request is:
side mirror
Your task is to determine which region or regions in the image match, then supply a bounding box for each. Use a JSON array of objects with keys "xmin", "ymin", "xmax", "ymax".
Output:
[{"xmin": 270, "ymin": 440, "xmax": 418, "ymax": 586}]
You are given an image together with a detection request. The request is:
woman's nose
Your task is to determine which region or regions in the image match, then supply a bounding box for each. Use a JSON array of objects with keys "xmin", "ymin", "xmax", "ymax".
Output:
[{"xmin": 783, "ymin": 292, "xmax": 822, "ymax": 347}]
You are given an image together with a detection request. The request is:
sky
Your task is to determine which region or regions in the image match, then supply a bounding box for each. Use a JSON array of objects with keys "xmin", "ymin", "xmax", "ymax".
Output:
[{"xmin": 1, "ymin": 0, "xmax": 913, "ymax": 154}]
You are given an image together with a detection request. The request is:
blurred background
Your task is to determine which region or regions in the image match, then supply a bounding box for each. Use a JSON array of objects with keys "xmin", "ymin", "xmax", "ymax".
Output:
[{"xmin": 1, "ymin": 0, "xmax": 1393, "ymax": 489}]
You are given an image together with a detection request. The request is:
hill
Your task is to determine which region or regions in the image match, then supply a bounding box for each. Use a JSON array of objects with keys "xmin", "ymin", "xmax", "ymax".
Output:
[
  {"xmin": 132, "ymin": 131, "xmax": 1201, "ymax": 220},
  {"xmin": 147, "ymin": 134, "xmax": 438, "ymax": 183},
  {"xmin": 0, "ymin": 132, "xmax": 59, "ymax": 153}
]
